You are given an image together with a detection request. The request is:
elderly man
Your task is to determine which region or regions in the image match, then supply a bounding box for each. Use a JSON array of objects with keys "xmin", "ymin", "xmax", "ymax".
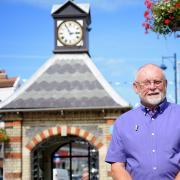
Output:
[{"xmin": 106, "ymin": 64, "xmax": 180, "ymax": 180}]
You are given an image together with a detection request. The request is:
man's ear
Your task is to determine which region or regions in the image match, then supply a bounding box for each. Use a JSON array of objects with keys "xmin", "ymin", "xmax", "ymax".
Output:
[
  {"xmin": 165, "ymin": 79, "xmax": 168, "ymax": 88},
  {"xmin": 133, "ymin": 82, "xmax": 139, "ymax": 94}
]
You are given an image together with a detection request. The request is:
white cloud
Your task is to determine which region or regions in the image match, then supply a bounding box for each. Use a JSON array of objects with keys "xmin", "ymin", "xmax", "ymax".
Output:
[
  {"xmin": 93, "ymin": 56, "xmax": 125, "ymax": 66},
  {"xmin": 114, "ymin": 82, "xmax": 121, "ymax": 86},
  {"xmin": 89, "ymin": 0, "xmax": 141, "ymax": 11},
  {"xmin": 94, "ymin": 56, "xmax": 138, "ymax": 76},
  {"xmin": 106, "ymin": 58, "xmax": 125, "ymax": 66},
  {"xmin": 7, "ymin": 0, "xmax": 141, "ymax": 11},
  {"xmin": 167, "ymin": 93, "xmax": 175, "ymax": 103},
  {"xmin": 0, "ymin": 54, "xmax": 48, "ymax": 59},
  {"xmin": 168, "ymin": 80, "xmax": 174, "ymax": 85},
  {"xmin": 22, "ymin": 79, "xmax": 27, "ymax": 83},
  {"xmin": 93, "ymin": 56, "xmax": 125, "ymax": 76}
]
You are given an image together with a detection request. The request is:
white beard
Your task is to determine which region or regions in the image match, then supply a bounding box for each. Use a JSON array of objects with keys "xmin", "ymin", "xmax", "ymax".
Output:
[
  {"xmin": 139, "ymin": 90, "xmax": 166, "ymax": 106},
  {"xmin": 146, "ymin": 95, "xmax": 164, "ymax": 105}
]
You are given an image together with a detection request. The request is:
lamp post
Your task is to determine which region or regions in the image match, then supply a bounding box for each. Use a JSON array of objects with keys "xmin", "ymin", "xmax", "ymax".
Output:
[{"xmin": 160, "ymin": 53, "xmax": 177, "ymax": 103}]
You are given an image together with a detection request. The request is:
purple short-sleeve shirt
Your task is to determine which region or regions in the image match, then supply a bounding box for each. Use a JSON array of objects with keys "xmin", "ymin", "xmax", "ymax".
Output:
[{"xmin": 105, "ymin": 99, "xmax": 180, "ymax": 180}]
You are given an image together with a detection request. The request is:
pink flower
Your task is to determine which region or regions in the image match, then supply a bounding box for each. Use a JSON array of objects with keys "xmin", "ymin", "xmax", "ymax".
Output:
[
  {"xmin": 164, "ymin": 19, "xmax": 170, "ymax": 25},
  {"xmin": 144, "ymin": 10, "xmax": 149, "ymax": 18},
  {"xmin": 144, "ymin": 0, "xmax": 152, "ymax": 9},
  {"xmin": 175, "ymin": 3, "xmax": 180, "ymax": 7},
  {"xmin": 169, "ymin": 16, "xmax": 174, "ymax": 20},
  {"xmin": 142, "ymin": 22, "xmax": 151, "ymax": 30}
]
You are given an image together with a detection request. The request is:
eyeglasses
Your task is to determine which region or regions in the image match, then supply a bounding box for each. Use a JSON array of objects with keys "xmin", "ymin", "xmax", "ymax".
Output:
[{"xmin": 135, "ymin": 80, "xmax": 164, "ymax": 88}]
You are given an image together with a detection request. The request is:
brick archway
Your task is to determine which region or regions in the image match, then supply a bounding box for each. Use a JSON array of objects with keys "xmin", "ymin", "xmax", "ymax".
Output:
[{"xmin": 26, "ymin": 125, "xmax": 104, "ymax": 151}]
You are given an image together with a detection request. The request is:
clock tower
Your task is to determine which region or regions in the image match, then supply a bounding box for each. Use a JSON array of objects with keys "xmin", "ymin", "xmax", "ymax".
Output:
[{"xmin": 51, "ymin": 0, "xmax": 91, "ymax": 54}]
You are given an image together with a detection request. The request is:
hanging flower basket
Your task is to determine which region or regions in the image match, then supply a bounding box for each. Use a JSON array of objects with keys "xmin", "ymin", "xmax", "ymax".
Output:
[
  {"xmin": 143, "ymin": 0, "xmax": 180, "ymax": 36},
  {"xmin": 0, "ymin": 128, "xmax": 9, "ymax": 142}
]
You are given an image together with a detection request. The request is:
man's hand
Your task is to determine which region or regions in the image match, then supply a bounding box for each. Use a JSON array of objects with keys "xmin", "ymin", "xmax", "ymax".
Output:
[{"xmin": 111, "ymin": 162, "xmax": 132, "ymax": 180}]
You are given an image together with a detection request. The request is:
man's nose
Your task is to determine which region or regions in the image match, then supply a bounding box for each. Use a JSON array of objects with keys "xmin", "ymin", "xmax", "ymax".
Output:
[{"xmin": 149, "ymin": 82, "xmax": 156, "ymax": 89}]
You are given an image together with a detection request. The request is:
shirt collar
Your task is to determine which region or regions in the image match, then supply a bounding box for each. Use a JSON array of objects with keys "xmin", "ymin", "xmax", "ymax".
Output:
[{"xmin": 140, "ymin": 98, "xmax": 168, "ymax": 116}]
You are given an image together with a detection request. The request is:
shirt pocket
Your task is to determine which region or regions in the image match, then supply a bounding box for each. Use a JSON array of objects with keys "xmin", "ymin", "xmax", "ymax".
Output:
[{"xmin": 122, "ymin": 125, "xmax": 151, "ymax": 159}]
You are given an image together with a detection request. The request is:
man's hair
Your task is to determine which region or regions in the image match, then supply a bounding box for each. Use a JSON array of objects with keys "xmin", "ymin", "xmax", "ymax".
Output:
[{"xmin": 134, "ymin": 63, "xmax": 166, "ymax": 81}]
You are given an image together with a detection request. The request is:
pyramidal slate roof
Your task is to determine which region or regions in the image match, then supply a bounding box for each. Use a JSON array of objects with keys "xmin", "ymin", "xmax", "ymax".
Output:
[
  {"xmin": 51, "ymin": 1, "xmax": 90, "ymax": 15},
  {"xmin": 0, "ymin": 54, "xmax": 129, "ymax": 112}
]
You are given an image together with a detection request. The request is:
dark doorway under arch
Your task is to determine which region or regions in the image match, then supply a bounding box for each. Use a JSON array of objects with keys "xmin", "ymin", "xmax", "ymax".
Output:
[{"xmin": 31, "ymin": 135, "xmax": 99, "ymax": 180}]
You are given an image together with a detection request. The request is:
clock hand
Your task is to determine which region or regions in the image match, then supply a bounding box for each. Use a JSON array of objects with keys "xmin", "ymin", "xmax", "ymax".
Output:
[
  {"xmin": 69, "ymin": 31, "xmax": 80, "ymax": 35},
  {"xmin": 64, "ymin": 23, "xmax": 71, "ymax": 34}
]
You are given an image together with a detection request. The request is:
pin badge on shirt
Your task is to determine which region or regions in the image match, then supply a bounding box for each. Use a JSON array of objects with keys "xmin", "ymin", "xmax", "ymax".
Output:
[{"xmin": 135, "ymin": 125, "xmax": 139, "ymax": 132}]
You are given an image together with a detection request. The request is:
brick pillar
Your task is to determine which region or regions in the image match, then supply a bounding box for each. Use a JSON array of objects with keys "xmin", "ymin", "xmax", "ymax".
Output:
[
  {"xmin": 103, "ymin": 119, "xmax": 115, "ymax": 180},
  {"xmin": 22, "ymin": 127, "xmax": 31, "ymax": 180},
  {"xmin": 4, "ymin": 120, "xmax": 22, "ymax": 180}
]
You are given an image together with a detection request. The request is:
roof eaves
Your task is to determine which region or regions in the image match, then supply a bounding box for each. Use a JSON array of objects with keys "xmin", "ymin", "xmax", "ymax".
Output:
[{"xmin": 0, "ymin": 105, "xmax": 131, "ymax": 113}]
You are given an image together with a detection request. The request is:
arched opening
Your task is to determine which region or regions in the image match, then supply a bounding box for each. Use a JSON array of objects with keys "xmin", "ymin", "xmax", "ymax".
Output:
[{"xmin": 31, "ymin": 135, "xmax": 99, "ymax": 180}]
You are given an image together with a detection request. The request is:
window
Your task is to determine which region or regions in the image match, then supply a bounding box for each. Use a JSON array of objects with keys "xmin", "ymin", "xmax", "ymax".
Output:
[{"xmin": 52, "ymin": 137, "xmax": 99, "ymax": 180}]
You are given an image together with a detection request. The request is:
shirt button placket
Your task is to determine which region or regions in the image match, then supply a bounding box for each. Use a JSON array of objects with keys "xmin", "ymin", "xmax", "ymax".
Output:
[{"xmin": 151, "ymin": 117, "xmax": 157, "ymax": 172}]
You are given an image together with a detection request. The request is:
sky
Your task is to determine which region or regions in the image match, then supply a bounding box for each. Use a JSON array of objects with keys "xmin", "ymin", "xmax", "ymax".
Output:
[{"xmin": 0, "ymin": 0, "xmax": 180, "ymax": 107}]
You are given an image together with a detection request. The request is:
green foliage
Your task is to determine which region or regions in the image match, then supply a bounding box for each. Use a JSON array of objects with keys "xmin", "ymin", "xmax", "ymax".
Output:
[{"xmin": 0, "ymin": 128, "xmax": 9, "ymax": 142}]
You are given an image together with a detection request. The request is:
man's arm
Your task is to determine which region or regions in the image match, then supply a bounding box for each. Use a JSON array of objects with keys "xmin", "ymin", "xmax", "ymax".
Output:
[
  {"xmin": 111, "ymin": 162, "xmax": 132, "ymax": 180},
  {"xmin": 175, "ymin": 171, "xmax": 180, "ymax": 180}
]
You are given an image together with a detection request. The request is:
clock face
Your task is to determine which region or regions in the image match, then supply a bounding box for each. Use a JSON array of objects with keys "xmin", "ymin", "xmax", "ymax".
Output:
[{"xmin": 57, "ymin": 20, "xmax": 83, "ymax": 46}]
